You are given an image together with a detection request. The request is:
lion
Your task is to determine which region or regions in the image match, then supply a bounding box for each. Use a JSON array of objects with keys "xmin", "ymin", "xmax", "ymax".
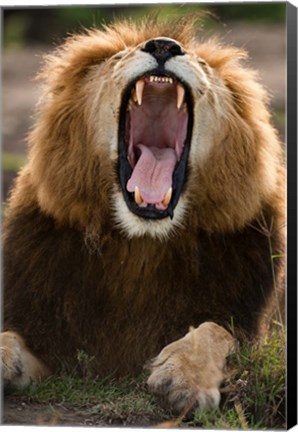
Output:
[{"xmin": 2, "ymin": 17, "xmax": 285, "ymax": 414}]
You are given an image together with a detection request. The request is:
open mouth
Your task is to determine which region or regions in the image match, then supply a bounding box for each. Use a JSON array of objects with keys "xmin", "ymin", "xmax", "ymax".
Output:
[{"xmin": 118, "ymin": 72, "xmax": 193, "ymax": 219}]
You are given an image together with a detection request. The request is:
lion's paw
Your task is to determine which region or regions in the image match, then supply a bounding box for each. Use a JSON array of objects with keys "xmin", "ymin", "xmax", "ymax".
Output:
[
  {"xmin": 147, "ymin": 322, "xmax": 235, "ymax": 414},
  {"xmin": 1, "ymin": 342, "xmax": 23, "ymax": 387},
  {"xmin": 0, "ymin": 331, "xmax": 50, "ymax": 389},
  {"xmin": 147, "ymin": 366, "xmax": 220, "ymax": 413}
]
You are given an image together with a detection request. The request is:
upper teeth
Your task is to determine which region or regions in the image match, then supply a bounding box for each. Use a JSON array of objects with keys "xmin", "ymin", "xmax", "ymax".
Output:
[
  {"xmin": 149, "ymin": 76, "xmax": 173, "ymax": 83},
  {"xmin": 130, "ymin": 77, "xmax": 185, "ymax": 110}
]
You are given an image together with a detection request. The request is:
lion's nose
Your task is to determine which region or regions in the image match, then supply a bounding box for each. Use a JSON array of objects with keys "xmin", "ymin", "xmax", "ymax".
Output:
[{"xmin": 142, "ymin": 38, "xmax": 185, "ymax": 64}]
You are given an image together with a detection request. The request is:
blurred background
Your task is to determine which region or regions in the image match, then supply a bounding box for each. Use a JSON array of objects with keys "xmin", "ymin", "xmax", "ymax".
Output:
[{"xmin": 2, "ymin": 3, "xmax": 286, "ymax": 201}]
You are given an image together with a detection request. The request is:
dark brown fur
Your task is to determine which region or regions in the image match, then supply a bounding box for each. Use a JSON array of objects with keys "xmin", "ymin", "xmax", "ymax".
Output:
[
  {"xmin": 3, "ymin": 18, "xmax": 285, "ymax": 378},
  {"xmin": 4, "ymin": 204, "xmax": 284, "ymax": 377}
]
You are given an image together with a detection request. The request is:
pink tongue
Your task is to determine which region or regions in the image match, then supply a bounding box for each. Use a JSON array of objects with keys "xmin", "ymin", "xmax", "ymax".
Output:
[{"xmin": 127, "ymin": 144, "xmax": 177, "ymax": 203}]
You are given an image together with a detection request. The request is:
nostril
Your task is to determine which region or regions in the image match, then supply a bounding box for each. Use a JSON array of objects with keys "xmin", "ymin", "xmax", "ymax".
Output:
[
  {"xmin": 142, "ymin": 38, "xmax": 184, "ymax": 64},
  {"xmin": 168, "ymin": 43, "xmax": 184, "ymax": 56},
  {"xmin": 143, "ymin": 39, "xmax": 159, "ymax": 54}
]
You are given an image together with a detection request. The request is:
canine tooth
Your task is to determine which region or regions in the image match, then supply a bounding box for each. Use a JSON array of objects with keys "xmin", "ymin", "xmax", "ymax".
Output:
[
  {"xmin": 134, "ymin": 186, "xmax": 143, "ymax": 205},
  {"xmin": 132, "ymin": 90, "xmax": 138, "ymax": 103},
  {"xmin": 176, "ymin": 83, "xmax": 185, "ymax": 110},
  {"xmin": 169, "ymin": 77, "xmax": 173, "ymax": 84},
  {"xmin": 136, "ymin": 79, "xmax": 144, "ymax": 106},
  {"xmin": 162, "ymin": 188, "xmax": 172, "ymax": 207}
]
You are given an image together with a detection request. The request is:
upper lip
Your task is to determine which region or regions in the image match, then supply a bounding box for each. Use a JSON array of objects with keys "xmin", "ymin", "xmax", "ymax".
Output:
[{"xmin": 118, "ymin": 69, "xmax": 193, "ymax": 220}]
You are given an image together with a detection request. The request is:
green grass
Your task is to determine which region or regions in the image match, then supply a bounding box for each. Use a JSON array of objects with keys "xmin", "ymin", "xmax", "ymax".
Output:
[
  {"xmin": 20, "ymin": 375, "xmax": 149, "ymax": 409},
  {"xmin": 218, "ymin": 325, "xmax": 285, "ymax": 430},
  {"xmin": 7, "ymin": 373, "xmax": 168, "ymax": 425}
]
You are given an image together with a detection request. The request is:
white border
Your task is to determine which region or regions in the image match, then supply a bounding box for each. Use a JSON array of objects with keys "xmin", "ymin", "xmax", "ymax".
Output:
[{"xmin": 1, "ymin": 1, "xmax": 294, "ymax": 432}]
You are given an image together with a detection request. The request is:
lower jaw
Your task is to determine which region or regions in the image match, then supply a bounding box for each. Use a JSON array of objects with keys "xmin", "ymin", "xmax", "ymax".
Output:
[
  {"xmin": 113, "ymin": 190, "xmax": 188, "ymax": 239},
  {"xmin": 118, "ymin": 138, "xmax": 191, "ymax": 220},
  {"xmin": 127, "ymin": 202, "xmax": 174, "ymax": 220}
]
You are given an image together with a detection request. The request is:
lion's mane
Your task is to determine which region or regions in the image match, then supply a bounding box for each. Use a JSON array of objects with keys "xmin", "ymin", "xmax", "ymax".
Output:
[{"xmin": 4, "ymin": 18, "xmax": 285, "ymax": 377}]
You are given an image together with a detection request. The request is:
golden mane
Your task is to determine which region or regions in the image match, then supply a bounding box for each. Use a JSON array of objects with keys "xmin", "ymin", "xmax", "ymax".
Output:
[{"xmin": 7, "ymin": 17, "xmax": 284, "ymax": 238}]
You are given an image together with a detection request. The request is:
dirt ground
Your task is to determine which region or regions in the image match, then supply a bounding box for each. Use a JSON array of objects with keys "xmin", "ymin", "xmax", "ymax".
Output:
[
  {"xmin": 3, "ymin": 396, "xmax": 164, "ymax": 427},
  {"xmin": 2, "ymin": 21, "xmax": 286, "ymax": 427}
]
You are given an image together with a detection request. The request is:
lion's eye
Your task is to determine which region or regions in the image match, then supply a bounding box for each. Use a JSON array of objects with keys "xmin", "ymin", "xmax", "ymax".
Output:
[
  {"xmin": 196, "ymin": 57, "xmax": 207, "ymax": 66},
  {"xmin": 111, "ymin": 50, "xmax": 129, "ymax": 60}
]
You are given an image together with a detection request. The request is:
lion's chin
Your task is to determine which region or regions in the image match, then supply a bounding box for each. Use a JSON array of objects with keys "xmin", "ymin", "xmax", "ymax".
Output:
[
  {"xmin": 118, "ymin": 71, "xmax": 193, "ymax": 221},
  {"xmin": 113, "ymin": 190, "xmax": 188, "ymax": 240}
]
